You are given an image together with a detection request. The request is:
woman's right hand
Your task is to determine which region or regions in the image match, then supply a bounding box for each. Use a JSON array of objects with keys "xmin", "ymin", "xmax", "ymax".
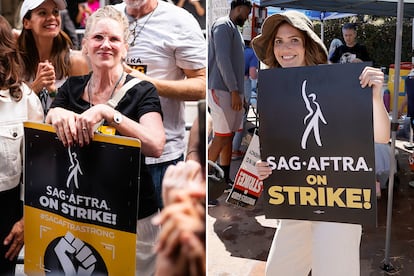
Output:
[
  {"xmin": 256, "ymin": 160, "xmax": 272, "ymax": 181},
  {"xmin": 32, "ymin": 60, "xmax": 56, "ymax": 94},
  {"xmin": 46, "ymin": 107, "xmax": 79, "ymax": 147}
]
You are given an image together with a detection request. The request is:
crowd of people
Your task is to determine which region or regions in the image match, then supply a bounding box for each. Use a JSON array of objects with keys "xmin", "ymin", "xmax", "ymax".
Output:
[
  {"xmin": 0, "ymin": 0, "xmax": 401, "ymax": 275},
  {"xmin": 1, "ymin": 0, "xmax": 206, "ymax": 275}
]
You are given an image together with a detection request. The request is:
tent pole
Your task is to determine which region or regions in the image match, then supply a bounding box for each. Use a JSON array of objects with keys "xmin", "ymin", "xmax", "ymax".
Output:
[
  {"xmin": 412, "ymin": 18, "xmax": 414, "ymax": 64},
  {"xmin": 382, "ymin": 0, "xmax": 404, "ymax": 272},
  {"xmin": 321, "ymin": 19, "xmax": 324, "ymax": 43}
]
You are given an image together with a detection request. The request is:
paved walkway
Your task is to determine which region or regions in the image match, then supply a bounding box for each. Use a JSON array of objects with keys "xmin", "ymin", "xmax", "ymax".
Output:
[{"xmin": 208, "ymin": 138, "xmax": 414, "ymax": 276}]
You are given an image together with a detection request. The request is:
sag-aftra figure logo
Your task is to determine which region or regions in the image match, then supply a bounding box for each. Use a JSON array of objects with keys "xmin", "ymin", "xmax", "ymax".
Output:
[
  {"xmin": 301, "ymin": 80, "xmax": 327, "ymax": 150},
  {"xmin": 66, "ymin": 147, "xmax": 83, "ymax": 189}
]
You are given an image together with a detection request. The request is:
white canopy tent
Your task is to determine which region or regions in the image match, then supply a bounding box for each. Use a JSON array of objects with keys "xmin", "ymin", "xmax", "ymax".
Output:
[{"xmin": 264, "ymin": 6, "xmax": 356, "ymax": 42}]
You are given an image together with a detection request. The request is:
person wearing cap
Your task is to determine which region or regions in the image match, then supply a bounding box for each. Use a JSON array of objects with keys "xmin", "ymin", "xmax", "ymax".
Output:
[
  {"xmin": 253, "ymin": 10, "xmax": 390, "ymax": 276},
  {"xmin": 329, "ymin": 23, "xmax": 371, "ymax": 64},
  {"xmin": 17, "ymin": 0, "xmax": 90, "ymax": 114},
  {"xmin": 208, "ymin": 0, "xmax": 252, "ymax": 186}
]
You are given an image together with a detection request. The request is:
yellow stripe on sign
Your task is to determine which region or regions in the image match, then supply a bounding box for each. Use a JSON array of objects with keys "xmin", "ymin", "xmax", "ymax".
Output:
[
  {"xmin": 24, "ymin": 206, "xmax": 137, "ymax": 275},
  {"xmin": 24, "ymin": 121, "xmax": 141, "ymax": 148}
]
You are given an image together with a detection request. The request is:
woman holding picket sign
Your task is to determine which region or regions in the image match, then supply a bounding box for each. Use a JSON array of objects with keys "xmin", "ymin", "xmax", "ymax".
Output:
[
  {"xmin": 253, "ymin": 11, "xmax": 390, "ymax": 276},
  {"xmin": 46, "ymin": 6, "xmax": 165, "ymax": 275}
]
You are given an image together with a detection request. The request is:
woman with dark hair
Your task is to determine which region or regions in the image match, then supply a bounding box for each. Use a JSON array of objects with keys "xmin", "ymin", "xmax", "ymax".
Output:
[
  {"xmin": 0, "ymin": 15, "xmax": 43, "ymax": 275},
  {"xmin": 253, "ymin": 10, "xmax": 390, "ymax": 276},
  {"xmin": 18, "ymin": 0, "xmax": 90, "ymax": 113}
]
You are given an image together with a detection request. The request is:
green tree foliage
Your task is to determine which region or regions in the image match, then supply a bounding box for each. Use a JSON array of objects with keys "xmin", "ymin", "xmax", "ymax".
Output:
[{"xmin": 314, "ymin": 16, "xmax": 412, "ymax": 70}]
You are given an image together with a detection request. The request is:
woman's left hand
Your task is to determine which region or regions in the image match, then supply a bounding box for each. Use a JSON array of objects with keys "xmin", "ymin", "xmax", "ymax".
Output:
[
  {"xmin": 4, "ymin": 218, "xmax": 24, "ymax": 261},
  {"xmin": 359, "ymin": 66, "xmax": 384, "ymax": 99},
  {"xmin": 360, "ymin": 66, "xmax": 390, "ymax": 143},
  {"xmin": 75, "ymin": 104, "xmax": 111, "ymax": 146}
]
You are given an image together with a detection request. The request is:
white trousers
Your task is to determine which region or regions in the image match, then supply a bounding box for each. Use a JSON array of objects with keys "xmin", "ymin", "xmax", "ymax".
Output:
[{"xmin": 266, "ymin": 220, "xmax": 362, "ymax": 276}]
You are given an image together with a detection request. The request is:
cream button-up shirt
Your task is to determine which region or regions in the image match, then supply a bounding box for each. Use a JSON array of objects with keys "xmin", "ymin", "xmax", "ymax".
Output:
[{"xmin": 0, "ymin": 83, "xmax": 43, "ymax": 193}]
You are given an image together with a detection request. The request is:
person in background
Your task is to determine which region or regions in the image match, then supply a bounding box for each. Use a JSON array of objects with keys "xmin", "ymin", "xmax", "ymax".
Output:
[
  {"xmin": 114, "ymin": 0, "xmax": 206, "ymax": 210},
  {"xmin": 328, "ymin": 38, "xmax": 343, "ymax": 61},
  {"xmin": 174, "ymin": 0, "xmax": 206, "ymax": 31},
  {"xmin": 208, "ymin": 0, "xmax": 252, "ymax": 185},
  {"xmin": 329, "ymin": 23, "xmax": 370, "ymax": 64},
  {"xmin": 232, "ymin": 36, "xmax": 258, "ymax": 160},
  {"xmin": 45, "ymin": 6, "xmax": 165, "ymax": 275},
  {"xmin": 76, "ymin": 0, "xmax": 100, "ymax": 29},
  {"xmin": 60, "ymin": 9, "xmax": 80, "ymax": 49},
  {"xmin": 18, "ymin": 0, "xmax": 90, "ymax": 114},
  {"xmin": 153, "ymin": 160, "xmax": 206, "ymax": 276},
  {"xmin": 252, "ymin": 10, "xmax": 390, "ymax": 275},
  {"xmin": 0, "ymin": 15, "xmax": 44, "ymax": 275},
  {"xmin": 153, "ymin": 101, "xmax": 206, "ymax": 276},
  {"xmin": 66, "ymin": 0, "xmax": 82, "ymax": 29}
]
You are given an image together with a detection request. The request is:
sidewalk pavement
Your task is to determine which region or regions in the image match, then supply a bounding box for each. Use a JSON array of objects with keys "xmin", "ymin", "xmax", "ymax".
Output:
[{"xmin": 208, "ymin": 138, "xmax": 414, "ymax": 276}]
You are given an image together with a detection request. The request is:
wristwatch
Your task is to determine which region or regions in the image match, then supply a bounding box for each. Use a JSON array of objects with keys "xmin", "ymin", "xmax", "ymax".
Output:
[{"xmin": 113, "ymin": 112, "xmax": 123, "ymax": 125}]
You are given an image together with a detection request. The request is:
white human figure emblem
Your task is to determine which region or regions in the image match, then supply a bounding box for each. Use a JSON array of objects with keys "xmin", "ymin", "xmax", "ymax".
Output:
[
  {"xmin": 300, "ymin": 80, "xmax": 327, "ymax": 149},
  {"xmin": 66, "ymin": 147, "xmax": 83, "ymax": 189}
]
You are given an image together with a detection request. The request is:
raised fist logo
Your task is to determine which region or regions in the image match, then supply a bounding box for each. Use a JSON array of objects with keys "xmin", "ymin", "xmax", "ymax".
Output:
[{"xmin": 44, "ymin": 232, "xmax": 108, "ymax": 275}]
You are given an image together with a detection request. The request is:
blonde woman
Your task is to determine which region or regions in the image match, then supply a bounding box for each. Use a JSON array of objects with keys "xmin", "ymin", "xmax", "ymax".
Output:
[{"xmin": 46, "ymin": 6, "xmax": 165, "ymax": 275}]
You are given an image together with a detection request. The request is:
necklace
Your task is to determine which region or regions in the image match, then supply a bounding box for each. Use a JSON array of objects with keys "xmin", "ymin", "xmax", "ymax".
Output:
[
  {"xmin": 87, "ymin": 71, "xmax": 125, "ymax": 107},
  {"xmin": 127, "ymin": 6, "xmax": 157, "ymax": 47}
]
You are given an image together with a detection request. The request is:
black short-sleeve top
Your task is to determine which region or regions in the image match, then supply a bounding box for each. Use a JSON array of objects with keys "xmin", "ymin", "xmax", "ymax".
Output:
[{"xmin": 50, "ymin": 73, "xmax": 162, "ymax": 219}]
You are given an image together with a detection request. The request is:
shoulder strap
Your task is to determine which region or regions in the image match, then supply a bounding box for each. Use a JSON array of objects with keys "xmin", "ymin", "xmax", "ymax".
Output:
[{"xmin": 107, "ymin": 77, "xmax": 141, "ymax": 109}]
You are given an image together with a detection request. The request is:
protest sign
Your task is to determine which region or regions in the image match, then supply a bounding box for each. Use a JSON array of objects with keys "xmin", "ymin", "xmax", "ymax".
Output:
[
  {"xmin": 227, "ymin": 132, "xmax": 263, "ymax": 209},
  {"xmin": 258, "ymin": 62, "xmax": 377, "ymax": 226},
  {"xmin": 24, "ymin": 122, "xmax": 140, "ymax": 275}
]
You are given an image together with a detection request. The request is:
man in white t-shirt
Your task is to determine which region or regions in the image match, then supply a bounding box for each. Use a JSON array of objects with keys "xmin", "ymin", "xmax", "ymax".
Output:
[
  {"xmin": 113, "ymin": 0, "xmax": 206, "ymax": 274},
  {"xmin": 114, "ymin": 0, "xmax": 205, "ymax": 206}
]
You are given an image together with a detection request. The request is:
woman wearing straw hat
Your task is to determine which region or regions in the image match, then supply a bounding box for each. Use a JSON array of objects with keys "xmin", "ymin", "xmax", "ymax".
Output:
[{"xmin": 253, "ymin": 10, "xmax": 390, "ymax": 276}]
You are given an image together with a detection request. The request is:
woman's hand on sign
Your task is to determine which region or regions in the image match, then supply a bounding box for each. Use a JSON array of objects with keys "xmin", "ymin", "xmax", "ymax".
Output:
[
  {"xmin": 46, "ymin": 107, "xmax": 80, "ymax": 147},
  {"xmin": 256, "ymin": 160, "xmax": 272, "ymax": 181},
  {"xmin": 360, "ymin": 66, "xmax": 390, "ymax": 144},
  {"xmin": 359, "ymin": 66, "xmax": 384, "ymax": 98}
]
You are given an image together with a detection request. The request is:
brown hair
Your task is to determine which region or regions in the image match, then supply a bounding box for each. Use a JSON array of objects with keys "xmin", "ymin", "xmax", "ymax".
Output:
[
  {"xmin": 0, "ymin": 16, "xmax": 23, "ymax": 101},
  {"xmin": 263, "ymin": 21, "xmax": 327, "ymax": 68},
  {"xmin": 17, "ymin": 10, "xmax": 72, "ymax": 82}
]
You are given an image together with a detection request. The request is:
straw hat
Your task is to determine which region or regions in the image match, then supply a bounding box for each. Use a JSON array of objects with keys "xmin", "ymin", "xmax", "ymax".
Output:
[
  {"xmin": 252, "ymin": 10, "xmax": 328, "ymax": 66},
  {"xmin": 20, "ymin": 0, "xmax": 67, "ymax": 22}
]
